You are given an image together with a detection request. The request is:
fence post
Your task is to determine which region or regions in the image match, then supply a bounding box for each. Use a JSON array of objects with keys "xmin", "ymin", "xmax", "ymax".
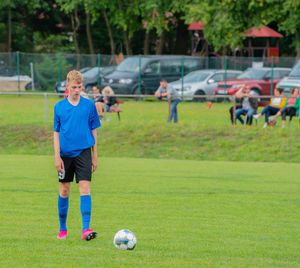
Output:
[
  {"xmin": 17, "ymin": 51, "xmax": 20, "ymax": 95},
  {"xmin": 97, "ymin": 54, "xmax": 101, "ymax": 87},
  {"xmin": 58, "ymin": 53, "xmax": 62, "ymax": 93},
  {"xmin": 271, "ymin": 56, "xmax": 274, "ymax": 96},
  {"xmin": 30, "ymin": 62, "xmax": 35, "ymax": 90},
  {"xmin": 44, "ymin": 93, "xmax": 48, "ymax": 121},
  {"xmin": 224, "ymin": 56, "xmax": 228, "ymax": 103},
  {"xmin": 138, "ymin": 55, "xmax": 141, "ymax": 96},
  {"xmin": 233, "ymin": 95, "xmax": 236, "ymax": 125},
  {"xmin": 181, "ymin": 56, "xmax": 184, "ymax": 99}
]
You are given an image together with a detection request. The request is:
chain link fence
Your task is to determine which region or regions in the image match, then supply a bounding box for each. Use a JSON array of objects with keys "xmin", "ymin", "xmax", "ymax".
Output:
[{"xmin": 0, "ymin": 52, "xmax": 298, "ymax": 98}]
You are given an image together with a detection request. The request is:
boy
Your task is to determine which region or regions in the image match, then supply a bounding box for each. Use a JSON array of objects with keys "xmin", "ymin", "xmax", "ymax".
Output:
[{"xmin": 54, "ymin": 70, "xmax": 101, "ymax": 241}]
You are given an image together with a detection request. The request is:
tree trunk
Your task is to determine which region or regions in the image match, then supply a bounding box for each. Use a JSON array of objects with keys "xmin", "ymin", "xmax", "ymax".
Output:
[
  {"xmin": 144, "ymin": 30, "xmax": 150, "ymax": 55},
  {"xmin": 71, "ymin": 8, "xmax": 80, "ymax": 69},
  {"xmin": 173, "ymin": 16, "xmax": 189, "ymax": 55},
  {"xmin": 7, "ymin": 7, "xmax": 11, "ymax": 53},
  {"xmin": 118, "ymin": 0, "xmax": 132, "ymax": 55},
  {"xmin": 123, "ymin": 30, "xmax": 132, "ymax": 55},
  {"xmin": 296, "ymin": 29, "xmax": 300, "ymax": 59},
  {"xmin": 85, "ymin": 11, "xmax": 95, "ymax": 61},
  {"xmin": 103, "ymin": 10, "xmax": 115, "ymax": 56},
  {"xmin": 155, "ymin": 30, "xmax": 165, "ymax": 55}
]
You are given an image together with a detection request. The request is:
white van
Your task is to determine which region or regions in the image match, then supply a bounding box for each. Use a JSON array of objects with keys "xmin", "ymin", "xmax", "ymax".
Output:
[{"xmin": 276, "ymin": 60, "xmax": 300, "ymax": 95}]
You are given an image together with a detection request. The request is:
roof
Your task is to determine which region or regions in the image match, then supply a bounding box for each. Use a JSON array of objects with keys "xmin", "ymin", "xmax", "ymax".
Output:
[
  {"xmin": 244, "ymin": 25, "xmax": 283, "ymax": 38},
  {"xmin": 188, "ymin": 21, "xmax": 205, "ymax": 31},
  {"xmin": 188, "ymin": 22, "xmax": 283, "ymax": 38}
]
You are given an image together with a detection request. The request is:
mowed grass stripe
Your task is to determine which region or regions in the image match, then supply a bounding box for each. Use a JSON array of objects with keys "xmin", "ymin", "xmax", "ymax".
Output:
[{"xmin": 0, "ymin": 155, "xmax": 299, "ymax": 267}]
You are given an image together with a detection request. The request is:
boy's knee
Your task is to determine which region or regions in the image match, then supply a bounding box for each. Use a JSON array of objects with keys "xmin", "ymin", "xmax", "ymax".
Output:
[{"xmin": 79, "ymin": 181, "xmax": 91, "ymax": 196}]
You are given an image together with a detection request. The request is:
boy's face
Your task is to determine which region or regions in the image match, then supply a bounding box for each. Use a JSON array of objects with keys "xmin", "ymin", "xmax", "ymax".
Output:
[{"xmin": 67, "ymin": 81, "xmax": 82, "ymax": 99}]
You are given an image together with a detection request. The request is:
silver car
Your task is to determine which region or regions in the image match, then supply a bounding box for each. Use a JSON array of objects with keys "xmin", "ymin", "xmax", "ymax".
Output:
[
  {"xmin": 276, "ymin": 60, "xmax": 300, "ymax": 96},
  {"xmin": 170, "ymin": 69, "xmax": 242, "ymax": 101}
]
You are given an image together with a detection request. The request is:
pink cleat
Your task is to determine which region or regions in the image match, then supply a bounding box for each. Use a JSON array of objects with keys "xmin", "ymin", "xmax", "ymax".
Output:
[
  {"xmin": 57, "ymin": 230, "xmax": 67, "ymax": 240},
  {"xmin": 81, "ymin": 229, "xmax": 97, "ymax": 241}
]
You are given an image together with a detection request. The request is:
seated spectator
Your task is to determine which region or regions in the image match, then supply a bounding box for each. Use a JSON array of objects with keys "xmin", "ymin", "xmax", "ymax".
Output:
[
  {"xmin": 269, "ymin": 87, "xmax": 300, "ymax": 128},
  {"xmin": 235, "ymin": 85, "xmax": 258, "ymax": 125},
  {"xmin": 253, "ymin": 88, "xmax": 287, "ymax": 128},
  {"xmin": 229, "ymin": 104, "xmax": 242, "ymax": 124},
  {"xmin": 101, "ymin": 86, "xmax": 116, "ymax": 112},
  {"xmin": 92, "ymin": 86, "xmax": 104, "ymax": 118},
  {"xmin": 80, "ymin": 86, "xmax": 88, "ymax": 99}
]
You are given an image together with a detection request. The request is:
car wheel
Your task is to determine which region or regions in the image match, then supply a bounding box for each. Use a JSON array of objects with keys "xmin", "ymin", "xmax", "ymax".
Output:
[{"xmin": 193, "ymin": 90, "xmax": 205, "ymax": 102}]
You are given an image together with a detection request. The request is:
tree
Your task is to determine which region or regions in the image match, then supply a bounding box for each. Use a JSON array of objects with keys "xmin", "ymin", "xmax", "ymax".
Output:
[
  {"xmin": 273, "ymin": 0, "xmax": 300, "ymax": 57},
  {"xmin": 185, "ymin": 0, "xmax": 277, "ymax": 54}
]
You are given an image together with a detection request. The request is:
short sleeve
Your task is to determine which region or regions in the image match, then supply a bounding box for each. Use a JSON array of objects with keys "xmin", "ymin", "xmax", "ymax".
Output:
[
  {"xmin": 89, "ymin": 103, "xmax": 101, "ymax": 130},
  {"xmin": 54, "ymin": 105, "xmax": 60, "ymax": 132},
  {"xmin": 167, "ymin": 85, "xmax": 175, "ymax": 95}
]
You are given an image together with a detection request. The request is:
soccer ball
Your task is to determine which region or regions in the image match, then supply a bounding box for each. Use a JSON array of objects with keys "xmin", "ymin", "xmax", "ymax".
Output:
[{"xmin": 113, "ymin": 229, "xmax": 137, "ymax": 250}]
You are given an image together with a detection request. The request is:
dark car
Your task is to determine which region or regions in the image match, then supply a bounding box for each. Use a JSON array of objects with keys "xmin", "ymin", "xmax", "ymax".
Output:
[
  {"xmin": 214, "ymin": 67, "xmax": 291, "ymax": 96},
  {"xmin": 101, "ymin": 56, "xmax": 203, "ymax": 95},
  {"xmin": 55, "ymin": 66, "xmax": 116, "ymax": 94}
]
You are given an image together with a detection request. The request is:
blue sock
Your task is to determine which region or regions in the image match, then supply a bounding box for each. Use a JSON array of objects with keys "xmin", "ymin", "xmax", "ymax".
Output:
[
  {"xmin": 58, "ymin": 195, "xmax": 69, "ymax": 231},
  {"xmin": 80, "ymin": 195, "xmax": 92, "ymax": 231}
]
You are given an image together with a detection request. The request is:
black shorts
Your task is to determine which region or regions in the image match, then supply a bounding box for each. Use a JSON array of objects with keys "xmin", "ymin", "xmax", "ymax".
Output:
[{"xmin": 58, "ymin": 148, "xmax": 92, "ymax": 183}]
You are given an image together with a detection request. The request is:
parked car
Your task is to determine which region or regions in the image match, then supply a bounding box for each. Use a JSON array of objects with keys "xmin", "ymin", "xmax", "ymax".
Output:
[
  {"xmin": 0, "ymin": 66, "xmax": 32, "ymax": 92},
  {"xmin": 276, "ymin": 60, "xmax": 300, "ymax": 96},
  {"xmin": 55, "ymin": 66, "xmax": 116, "ymax": 94},
  {"xmin": 169, "ymin": 69, "xmax": 242, "ymax": 101},
  {"xmin": 214, "ymin": 67, "xmax": 291, "ymax": 96},
  {"xmin": 101, "ymin": 56, "xmax": 203, "ymax": 95}
]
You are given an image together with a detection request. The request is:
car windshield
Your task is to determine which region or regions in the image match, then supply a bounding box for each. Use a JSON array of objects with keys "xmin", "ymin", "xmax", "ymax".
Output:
[
  {"xmin": 82, "ymin": 66, "xmax": 115, "ymax": 79},
  {"xmin": 183, "ymin": 71, "xmax": 210, "ymax": 82},
  {"xmin": 82, "ymin": 67, "xmax": 98, "ymax": 79},
  {"xmin": 116, "ymin": 57, "xmax": 148, "ymax": 72},
  {"xmin": 237, "ymin": 69, "xmax": 268, "ymax": 80},
  {"xmin": 289, "ymin": 61, "xmax": 300, "ymax": 77}
]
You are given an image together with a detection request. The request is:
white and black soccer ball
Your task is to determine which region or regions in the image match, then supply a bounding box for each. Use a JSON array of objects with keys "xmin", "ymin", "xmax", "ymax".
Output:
[{"xmin": 113, "ymin": 229, "xmax": 137, "ymax": 250}]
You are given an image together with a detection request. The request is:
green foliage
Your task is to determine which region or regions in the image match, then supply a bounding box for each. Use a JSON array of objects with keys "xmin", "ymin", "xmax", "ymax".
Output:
[
  {"xmin": 33, "ymin": 32, "xmax": 74, "ymax": 53},
  {"xmin": 33, "ymin": 55, "xmax": 72, "ymax": 91}
]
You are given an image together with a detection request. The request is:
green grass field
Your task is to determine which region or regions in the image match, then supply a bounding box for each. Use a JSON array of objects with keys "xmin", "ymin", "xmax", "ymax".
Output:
[
  {"xmin": 1, "ymin": 95, "xmax": 300, "ymax": 162},
  {"xmin": 0, "ymin": 95, "xmax": 300, "ymax": 267},
  {"xmin": 0, "ymin": 155, "xmax": 299, "ymax": 267}
]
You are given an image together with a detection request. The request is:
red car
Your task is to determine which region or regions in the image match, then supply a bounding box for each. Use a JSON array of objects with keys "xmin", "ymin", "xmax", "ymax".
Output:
[{"xmin": 214, "ymin": 67, "xmax": 291, "ymax": 96}]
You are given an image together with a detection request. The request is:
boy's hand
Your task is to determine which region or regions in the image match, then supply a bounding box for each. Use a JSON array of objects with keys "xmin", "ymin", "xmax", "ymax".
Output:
[
  {"xmin": 55, "ymin": 156, "xmax": 64, "ymax": 173},
  {"xmin": 92, "ymin": 155, "xmax": 98, "ymax": 172}
]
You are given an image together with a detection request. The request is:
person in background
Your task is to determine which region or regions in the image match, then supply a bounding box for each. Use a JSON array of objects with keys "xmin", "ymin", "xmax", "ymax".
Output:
[
  {"xmin": 253, "ymin": 88, "xmax": 286, "ymax": 128},
  {"xmin": 80, "ymin": 86, "xmax": 88, "ymax": 99},
  {"xmin": 92, "ymin": 86, "xmax": 104, "ymax": 119},
  {"xmin": 235, "ymin": 85, "xmax": 258, "ymax": 125},
  {"xmin": 100, "ymin": 86, "xmax": 116, "ymax": 113},
  {"xmin": 269, "ymin": 87, "xmax": 300, "ymax": 128},
  {"xmin": 155, "ymin": 79, "xmax": 181, "ymax": 123}
]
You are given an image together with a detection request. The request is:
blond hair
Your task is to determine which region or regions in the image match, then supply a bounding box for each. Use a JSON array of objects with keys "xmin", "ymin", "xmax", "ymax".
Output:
[{"xmin": 67, "ymin": 70, "xmax": 83, "ymax": 84}]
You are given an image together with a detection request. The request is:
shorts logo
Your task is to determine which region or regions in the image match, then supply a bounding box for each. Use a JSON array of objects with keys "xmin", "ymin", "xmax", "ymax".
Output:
[{"xmin": 58, "ymin": 169, "xmax": 65, "ymax": 180}]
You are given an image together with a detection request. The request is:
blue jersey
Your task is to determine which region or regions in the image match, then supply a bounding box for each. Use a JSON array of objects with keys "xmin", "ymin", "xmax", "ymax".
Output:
[{"xmin": 54, "ymin": 97, "xmax": 101, "ymax": 158}]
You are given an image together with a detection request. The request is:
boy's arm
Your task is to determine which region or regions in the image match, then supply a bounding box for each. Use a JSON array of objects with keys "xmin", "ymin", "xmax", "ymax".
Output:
[
  {"xmin": 54, "ymin": 131, "xmax": 64, "ymax": 173},
  {"xmin": 91, "ymin": 129, "xmax": 98, "ymax": 172}
]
